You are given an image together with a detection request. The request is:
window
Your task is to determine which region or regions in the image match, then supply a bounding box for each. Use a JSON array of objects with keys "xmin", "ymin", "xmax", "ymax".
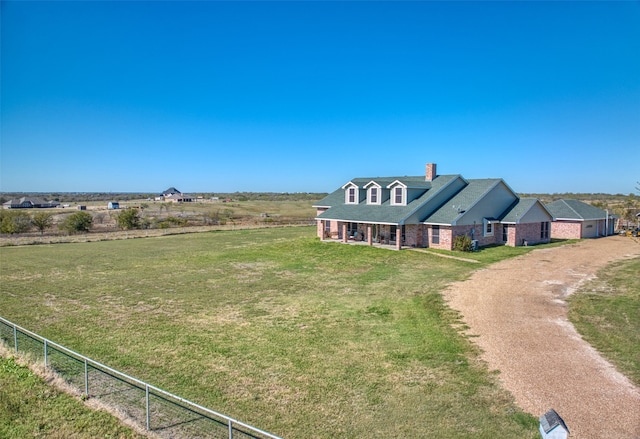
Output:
[
  {"xmin": 541, "ymin": 221, "xmax": 550, "ymax": 239},
  {"xmin": 389, "ymin": 225, "xmax": 405, "ymax": 243},
  {"xmin": 388, "ymin": 182, "xmax": 406, "ymax": 206},
  {"xmin": 432, "ymin": 226, "xmax": 440, "ymax": 244},
  {"xmin": 483, "ymin": 219, "xmax": 494, "ymax": 237},
  {"xmin": 395, "ymin": 187, "xmax": 403, "ymax": 204},
  {"xmin": 346, "ymin": 187, "xmax": 357, "ymax": 204},
  {"xmin": 324, "ymin": 220, "xmax": 331, "ymax": 232},
  {"xmin": 368, "ymin": 187, "xmax": 380, "ymax": 204},
  {"xmin": 502, "ymin": 225, "xmax": 508, "ymax": 242}
]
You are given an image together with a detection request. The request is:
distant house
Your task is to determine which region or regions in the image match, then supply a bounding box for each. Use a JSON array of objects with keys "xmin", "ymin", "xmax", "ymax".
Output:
[
  {"xmin": 162, "ymin": 187, "xmax": 182, "ymax": 197},
  {"xmin": 107, "ymin": 202, "xmax": 120, "ymax": 210},
  {"xmin": 545, "ymin": 199, "xmax": 614, "ymax": 239},
  {"xmin": 159, "ymin": 187, "xmax": 194, "ymax": 203},
  {"xmin": 2, "ymin": 197, "xmax": 60, "ymax": 209},
  {"xmin": 314, "ymin": 163, "xmax": 552, "ymax": 250}
]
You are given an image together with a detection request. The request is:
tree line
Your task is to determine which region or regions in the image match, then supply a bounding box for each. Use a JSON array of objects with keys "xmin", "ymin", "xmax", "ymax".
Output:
[{"xmin": 0, "ymin": 191, "xmax": 327, "ymax": 204}]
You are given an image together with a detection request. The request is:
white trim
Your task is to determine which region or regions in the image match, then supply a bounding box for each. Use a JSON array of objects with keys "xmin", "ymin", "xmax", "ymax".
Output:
[
  {"xmin": 343, "ymin": 183, "xmax": 359, "ymax": 204},
  {"xmin": 483, "ymin": 218, "xmax": 494, "ymax": 236},
  {"xmin": 390, "ymin": 186, "xmax": 406, "ymax": 206},
  {"xmin": 553, "ymin": 217, "xmax": 598, "ymax": 222},
  {"xmin": 315, "ymin": 217, "xmax": 401, "ymax": 226},
  {"xmin": 367, "ymin": 183, "xmax": 382, "ymax": 205},
  {"xmin": 386, "ymin": 180, "xmax": 407, "ymax": 189}
]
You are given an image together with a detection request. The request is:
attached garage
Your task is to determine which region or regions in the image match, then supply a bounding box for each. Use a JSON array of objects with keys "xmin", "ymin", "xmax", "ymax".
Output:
[
  {"xmin": 546, "ymin": 199, "xmax": 614, "ymax": 240},
  {"xmin": 581, "ymin": 220, "xmax": 600, "ymax": 238}
]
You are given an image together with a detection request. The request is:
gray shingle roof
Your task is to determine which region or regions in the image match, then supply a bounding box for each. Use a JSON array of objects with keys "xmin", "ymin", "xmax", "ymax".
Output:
[
  {"xmin": 162, "ymin": 187, "xmax": 181, "ymax": 196},
  {"xmin": 423, "ymin": 179, "xmax": 502, "ymax": 224},
  {"xmin": 501, "ymin": 198, "xmax": 542, "ymax": 223},
  {"xmin": 545, "ymin": 199, "xmax": 607, "ymax": 221},
  {"xmin": 315, "ymin": 174, "xmax": 460, "ymax": 224},
  {"xmin": 4, "ymin": 197, "xmax": 57, "ymax": 207}
]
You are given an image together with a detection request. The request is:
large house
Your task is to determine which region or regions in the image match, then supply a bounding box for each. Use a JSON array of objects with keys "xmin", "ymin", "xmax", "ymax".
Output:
[
  {"xmin": 545, "ymin": 199, "xmax": 615, "ymax": 239},
  {"xmin": 2, "ymin": 197, "xmax": 60, "ymax": 209},
  {"xmin": 314, "ymin": 163, "xmax": 552, "ymax": 250},
  {"xmin": 156, "ymin": 187, "xmax": 194, "ymax": 203}
]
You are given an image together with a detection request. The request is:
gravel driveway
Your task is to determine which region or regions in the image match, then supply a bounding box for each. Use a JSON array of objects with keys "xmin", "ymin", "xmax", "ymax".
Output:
[{"xmin": 443, "ymin": 235, "xmax": 640, "ymax": 439}]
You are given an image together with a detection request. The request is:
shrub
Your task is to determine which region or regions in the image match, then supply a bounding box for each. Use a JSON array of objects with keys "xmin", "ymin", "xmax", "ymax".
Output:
[
  {"xmin": 155, "ymin": 216, "xmax": 188, "ymax": 229},
  {"xmin": 0, "ymin": 210, "xmax": 32, "ymax": 234},
  {"xmin": 32, "ymin": 212, "xmax": 54, "ymax": 235},
  {"xmin": 453, "ymin": 234, "xmax": 473, "ymax": 252},
  {"xmin": 60, "ymin": 211, "xmax": 93, "ymax": 234},
  {"xmin": 115, "ymin": 208, "xmax": 141, "ymax": 230}
]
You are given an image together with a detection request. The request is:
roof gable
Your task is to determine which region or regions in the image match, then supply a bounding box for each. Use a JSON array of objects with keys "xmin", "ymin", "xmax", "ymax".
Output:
[
  {"xmin": 387, "ymin": 180, "xmax": 407, "ymax": 189},
  {"xmin": 341, "ymin": 181, "xmax": 359, "ymax": 190},
  {"xmin": 364, "ymin": 181, "xmax": 382, "ymax": 189},
  {"xmin": 501, "ymin": 198, "xmax": 552, "ymax": 223},
  {"xmin": 546, "ymin": 199, "xmax": 607, "ymax": 221},
  {"xmin": 424, "ymin": 179, "xmax": 509, "ymax": 225}
]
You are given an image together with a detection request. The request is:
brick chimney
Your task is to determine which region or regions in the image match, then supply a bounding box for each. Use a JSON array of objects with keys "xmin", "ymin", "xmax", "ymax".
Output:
[{"xmin": 425, "ymin": 163, "xmax": 437, "ymax": 181}]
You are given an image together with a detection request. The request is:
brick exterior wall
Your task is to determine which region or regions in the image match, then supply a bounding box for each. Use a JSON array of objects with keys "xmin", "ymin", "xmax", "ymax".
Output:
[
  {"xmin": 551, "ymin": 221, "xmax": 582, "ymax": 239},
  {"xmin": 316, "ymin": 209, "xmax": 327, "ymax": 238},
  {"xmin": 319, "ymin": 218, "xmax": 552, "ymax": 249},
  {"xmin": 505, "ymin": 225, "xmax": 517, "ymax": 246},
  {"xmin": 514, "ymin": 222, "xmax": 550, "ymax": 246},
  {"xmin": 425, "ymin": 226, "xmax": 452, "ymax": 250},
  {"xmin": 404, "ymin": 224, "xmax": 421, "ymax": 247}
]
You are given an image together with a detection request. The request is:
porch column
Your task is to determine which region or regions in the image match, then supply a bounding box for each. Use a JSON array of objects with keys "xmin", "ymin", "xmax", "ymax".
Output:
[
  {"xmin": 342, "ymin": 223, "xmax": 348, "ymax": 243},
  {"xmin": 367, "ymin": 224, "xmax": 373, "ymax": 246},
  {"xmin": 396, "ymin": 227, "xmax": 402, "ymax": 250}
]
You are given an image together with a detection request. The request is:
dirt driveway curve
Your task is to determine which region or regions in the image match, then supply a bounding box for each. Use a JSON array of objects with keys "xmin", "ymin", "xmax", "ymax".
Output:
[{"xmin": 443, "ymin": 235, "xmax": 640, "ymax": 439}]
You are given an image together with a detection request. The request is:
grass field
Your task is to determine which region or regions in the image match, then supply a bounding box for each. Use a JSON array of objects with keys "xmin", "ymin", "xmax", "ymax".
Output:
[
  {"xmin": 568, "ymin": 255, "xmax": 640, "ymax": 386},
  {"xmin": 0, "ymin": 352, "xmax": 144, "ymax": 438},
  {"xmin": 0, "ymin": 226, "xmax": 543, "ymax": 438}
]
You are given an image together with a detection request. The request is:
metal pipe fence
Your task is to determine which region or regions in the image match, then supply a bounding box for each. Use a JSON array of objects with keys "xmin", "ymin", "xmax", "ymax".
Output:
[{"xmin": 0, "ymin": 316, "xmax": 281, "ymax": 439}]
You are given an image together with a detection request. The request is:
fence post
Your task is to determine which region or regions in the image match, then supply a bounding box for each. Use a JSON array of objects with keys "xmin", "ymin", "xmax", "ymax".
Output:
[
  {"xmin": 146, "ymin": 384, "xmax": 150, "ymax": 431},
  {"xmin": 228, "ymin": 420, "xmax": 233, "ymax": 439},
  {"xmin": 44, "ymin": 339, "xmax": 48, "ymax": 368},
  {"xmin": 13, "ymin": 325, "xmax": 18, "ymax": 353},
  {"xmin": 84, "ymin": 359, "xmax": 89, "ymax": 396}
]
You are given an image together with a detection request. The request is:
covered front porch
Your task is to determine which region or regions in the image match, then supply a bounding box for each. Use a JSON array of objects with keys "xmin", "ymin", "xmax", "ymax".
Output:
[{"xmin": 320, "ymin": 221, "xmax": 406, "ymax": 250}]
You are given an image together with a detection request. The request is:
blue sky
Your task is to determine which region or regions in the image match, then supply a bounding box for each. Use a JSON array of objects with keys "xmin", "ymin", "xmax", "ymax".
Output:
[{"xmin": 1, "ymin": 1, "xmax": 639, "ymax": 195}]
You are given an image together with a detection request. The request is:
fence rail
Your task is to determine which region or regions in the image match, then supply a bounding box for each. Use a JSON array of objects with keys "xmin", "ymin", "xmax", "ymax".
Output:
[{"xmin": 0, "ymin": 316, "xmax": 282, "ymax": 439}]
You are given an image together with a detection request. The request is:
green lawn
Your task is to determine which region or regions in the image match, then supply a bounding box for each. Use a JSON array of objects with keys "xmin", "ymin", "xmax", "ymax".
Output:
[
  {"xmin": 0, "ymin": 226, "xmax": 541, "ymax": 438},
  {"xmin": 568, "ymin": 255, "xmax": 640, "ymax": 386},
  {"xmin": 0, "ymin": 354, "xmax": 143, "ymax": 439}
]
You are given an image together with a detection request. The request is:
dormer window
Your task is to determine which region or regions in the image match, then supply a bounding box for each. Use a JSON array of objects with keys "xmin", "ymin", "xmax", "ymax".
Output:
[
  {"xmin": 385, "ymin": 180, "xmax": 408, "ymax": 206},
  {"xmin": 366, "ymin": 182, "xmax": 382, "ymax": 205},
  {"xmin": 344, "ymin": 185, "xmax": 359, "ymax": 204},
  {"xmin": 390, "ymin": 186, "xmax": 405, "ymax": 206},
  {"xmin": 394, "ymin": 187, "xmax": 402, "ymax": 204},
  {"xmin": 348, "ymin": 187, "xmax": 356, "ymax": 203}
]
